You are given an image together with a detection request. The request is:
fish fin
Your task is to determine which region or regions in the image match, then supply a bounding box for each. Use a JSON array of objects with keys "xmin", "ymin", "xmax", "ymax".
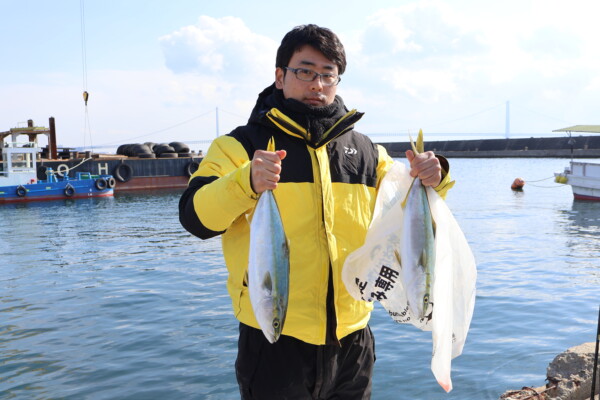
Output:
[
  {"xmin": 422, "ymin": 187, "xmax": 437, "ymax": 235},
  {"xmin": 408, "ymin": 129, "xmax": 425, "ymax": 155},
  {"xmin": 393, "ymin": 249, "xmax": 402, "ymax": 269},
  {"xmin": 267, "ymin": 137, "xmax": 276, "ymax": 152},
  {"xmin": 262, "ymin": 271, "xmax": 272, "ymax": 292},
  {"xmin": 420, "ymin": 249, "xmax": 428, "ymax": 271}
]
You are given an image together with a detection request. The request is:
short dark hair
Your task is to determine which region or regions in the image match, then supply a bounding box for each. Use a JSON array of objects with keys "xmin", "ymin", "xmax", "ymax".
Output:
[{"xmin": 276, "ymin": 24, "xmax": 347, "ymax": 75}]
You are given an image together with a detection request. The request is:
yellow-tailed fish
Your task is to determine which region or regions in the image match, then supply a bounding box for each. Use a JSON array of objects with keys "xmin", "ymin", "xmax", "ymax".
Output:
[
  {"xmin": 399, "ymin": 129, "xmax": 436, "ymax": 320},
  {"xmin": 248, "ymin": 137, "xmax": 290, "ymax": 343}
]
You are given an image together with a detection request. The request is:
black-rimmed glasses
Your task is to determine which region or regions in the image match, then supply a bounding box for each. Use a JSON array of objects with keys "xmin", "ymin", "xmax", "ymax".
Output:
[{"xmin": 284, "ymin": 67, "xmax": 341, "ymax": 86}]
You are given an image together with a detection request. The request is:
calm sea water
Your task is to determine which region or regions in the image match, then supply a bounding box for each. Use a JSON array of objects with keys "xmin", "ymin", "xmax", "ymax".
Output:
[{"xmin": 1, "ymin": 158, "xmax": 599, "ymax": 400}]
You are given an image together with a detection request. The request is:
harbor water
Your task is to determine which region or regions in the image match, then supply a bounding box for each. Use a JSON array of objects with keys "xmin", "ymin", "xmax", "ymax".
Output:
[{"xmin": 1, "ymin": 158, "xmax": 599, "ymax": 399}]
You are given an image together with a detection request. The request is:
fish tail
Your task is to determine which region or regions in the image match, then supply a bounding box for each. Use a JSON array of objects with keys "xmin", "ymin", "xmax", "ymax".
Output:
[
  {"xmin": 408, "ymin": 129, "xmax": 425, "ymax": 154},
  {"xmin": 408, "ymin": 132, "xmax": 419, "ymax": 155},
  {"xmin": 416, "ymin": 129, "xmax": 424, "ymax": 153}
]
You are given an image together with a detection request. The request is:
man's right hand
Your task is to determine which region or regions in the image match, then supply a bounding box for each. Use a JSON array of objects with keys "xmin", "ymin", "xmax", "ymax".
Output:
[{"xmin": 251, "ymin": 149, "xmax": 287, "ymax": 193}]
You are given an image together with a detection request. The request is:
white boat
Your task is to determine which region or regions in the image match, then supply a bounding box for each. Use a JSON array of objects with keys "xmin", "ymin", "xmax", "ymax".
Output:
[{"xmin": 553, "ymin": 125, "xmax": 600, "ymax": 201}]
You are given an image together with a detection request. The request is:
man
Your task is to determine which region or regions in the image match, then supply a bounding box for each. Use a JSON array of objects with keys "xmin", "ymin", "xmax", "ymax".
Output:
[{"xmin": 179, "ymin": 24, "xmax": 453, "ymax": 399}]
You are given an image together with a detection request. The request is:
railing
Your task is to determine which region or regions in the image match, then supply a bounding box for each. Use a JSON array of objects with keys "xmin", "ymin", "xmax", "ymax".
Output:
[{"xmin": 2, "ymin": 141, "xmax": 38, "ymax": 148}]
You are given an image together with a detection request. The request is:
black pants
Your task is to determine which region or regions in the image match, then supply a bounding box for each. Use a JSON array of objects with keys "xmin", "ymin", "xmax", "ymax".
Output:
[{"xmin": 235, "ymin": 323, "xmax": 375, "ymax": 400}]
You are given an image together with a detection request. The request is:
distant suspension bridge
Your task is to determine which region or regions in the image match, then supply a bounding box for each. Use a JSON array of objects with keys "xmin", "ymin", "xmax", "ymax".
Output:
[{"xmin": 94, "ymin": 101, "xmax": 573, "ymax": 150}]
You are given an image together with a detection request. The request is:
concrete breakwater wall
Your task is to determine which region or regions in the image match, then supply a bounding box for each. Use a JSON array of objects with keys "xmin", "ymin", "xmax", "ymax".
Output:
[{"xmin": 378, "ymin": 135, "xmax": 600, "ymax": 158}]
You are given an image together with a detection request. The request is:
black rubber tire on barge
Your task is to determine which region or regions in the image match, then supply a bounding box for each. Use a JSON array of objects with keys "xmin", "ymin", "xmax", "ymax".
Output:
[
  {"xmin": 169, "ymin": 142, "xmax": 190, "ymax": 153},
  {"xmin": 154, "ymin": 144, "xmax": 176, "ymax": 156},
  {"xmin": 144, "ymin": 142, "xmax": 156, "ymax": 151},
  {"xmin": 16, "ymin": 185, "xmax": 27, "ymax": 197},
  {"xmin": 107, "ymin": 177, "xmax": 116, "ymax": 188},
  {"xmin": 95, "ymin": 178, "xmax": 108, "ymax": 190},
  {"xmin": 130, "ymin": 144, "xmax": 152, "ymax": 157},
  {"xmin": 114, "ymin": 163, "xmax": 133, "ymax": 182},
  {"xmin": 186, "ymin": 161, "xmax": 200, "ymax": 176},
  {"xmin": 117, "ymin": 144, "xmax": 131, "ymax": 155},
  {"xmin": 64, "ymin": 185, "xmax": 75, "ymax": 197}
]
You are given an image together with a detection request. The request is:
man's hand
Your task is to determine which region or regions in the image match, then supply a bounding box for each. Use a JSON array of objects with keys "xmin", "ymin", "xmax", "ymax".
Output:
[
  {"xmin": 251, "ymin": 149, "xmax": 287, "ymax": 193},
  {"xmin": 405, "ymin": 150, "xmax": 442, "ymax": 187}
]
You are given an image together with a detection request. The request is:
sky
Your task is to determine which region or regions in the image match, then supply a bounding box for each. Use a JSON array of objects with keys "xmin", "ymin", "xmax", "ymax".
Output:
[{"xmin": 1, "ymin": 0, "xmax": 600, "ymax": 151}]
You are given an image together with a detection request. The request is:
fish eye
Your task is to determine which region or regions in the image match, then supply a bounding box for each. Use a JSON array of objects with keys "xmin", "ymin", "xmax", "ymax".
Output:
[{"xmin": 272, "ymin": 318, "xmax": 280, "ymax": 329}]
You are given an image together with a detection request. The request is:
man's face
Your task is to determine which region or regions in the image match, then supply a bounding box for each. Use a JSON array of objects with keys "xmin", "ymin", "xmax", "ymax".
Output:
[{"xmin": 275, "ymin": 45, "xmax": 339, "ymax": 107}]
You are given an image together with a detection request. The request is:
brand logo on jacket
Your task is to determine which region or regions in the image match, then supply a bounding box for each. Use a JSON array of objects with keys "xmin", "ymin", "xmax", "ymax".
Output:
[{"xmin": 344, "ymin": 146, "xmax": 357, "ymax": 155}]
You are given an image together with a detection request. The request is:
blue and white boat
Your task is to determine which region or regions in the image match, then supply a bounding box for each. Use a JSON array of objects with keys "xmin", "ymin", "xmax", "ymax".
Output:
[
  {"xmin": 0, "ymin": 140, "xmax": 114, "ymax": 204},
  {"xmin": 553, "ymin": 125, "xmax": 600, "ymax": 201}
]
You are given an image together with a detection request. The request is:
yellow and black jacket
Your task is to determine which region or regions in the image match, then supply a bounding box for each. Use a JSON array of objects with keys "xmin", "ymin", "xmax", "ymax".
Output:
[{"xmin": 179, "ymin": 85, "xmax": 453, "ymax": 345}]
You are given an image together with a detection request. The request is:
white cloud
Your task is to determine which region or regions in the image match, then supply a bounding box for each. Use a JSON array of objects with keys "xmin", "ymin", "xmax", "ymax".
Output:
[
  {"xmin": 159, "ymin": 16, "xmax": 277, "ymax": 85},
  {"xmin": 336, "ymin": 0, "xmax": 600, "ymax": 134}
]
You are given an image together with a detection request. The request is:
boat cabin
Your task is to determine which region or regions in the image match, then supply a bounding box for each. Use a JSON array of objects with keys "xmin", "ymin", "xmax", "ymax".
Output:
[
  {"xmin": 0, "ymin": 142, "xmax": 39, "ymax": 186},
  {"xmin": 0, "ymin": 119, "xmax": 50, "ymax": 187}
]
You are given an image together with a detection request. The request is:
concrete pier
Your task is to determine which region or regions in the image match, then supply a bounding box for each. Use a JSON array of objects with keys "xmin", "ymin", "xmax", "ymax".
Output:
[{"xmin": 378, "ymin": 135, "xmax": 600, "ymax": 158}]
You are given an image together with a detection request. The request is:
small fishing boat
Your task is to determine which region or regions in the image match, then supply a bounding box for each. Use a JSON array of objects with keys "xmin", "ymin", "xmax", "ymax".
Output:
[
  {"xmin": 553, "ymin": 125, "xmax": 600, "ymax": 201},
  {"xmin": 0, "ymin": 140, "xmax": 114, "ymax": 204}
]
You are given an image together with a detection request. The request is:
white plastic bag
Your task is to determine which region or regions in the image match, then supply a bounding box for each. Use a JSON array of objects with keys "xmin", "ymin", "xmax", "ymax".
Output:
[{"xmin": 342, "ymin": 161, "xmax": 477, "ymax": 392}]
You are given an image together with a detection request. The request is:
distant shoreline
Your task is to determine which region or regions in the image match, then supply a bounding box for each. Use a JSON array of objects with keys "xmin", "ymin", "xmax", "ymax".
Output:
[{"xmin": 378, "ymin": 135, "xmax": 600, "ymax": 158}]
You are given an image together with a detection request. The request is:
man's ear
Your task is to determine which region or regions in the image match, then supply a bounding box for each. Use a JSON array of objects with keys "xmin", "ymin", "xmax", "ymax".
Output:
[{"xmin": 275, "ymin": 68, "xmax": 284, "ymax": 89}]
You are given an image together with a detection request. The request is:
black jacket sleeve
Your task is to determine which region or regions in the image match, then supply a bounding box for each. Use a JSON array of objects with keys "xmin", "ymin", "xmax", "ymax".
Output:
[{"xmin": 178, "ymin": 176, "xmax": 225, "ymax": 240}]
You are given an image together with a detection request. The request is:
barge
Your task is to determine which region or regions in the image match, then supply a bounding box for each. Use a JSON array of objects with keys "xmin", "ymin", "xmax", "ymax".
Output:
[{"xmin": 1, "ymin": 117, "xmax": 204, "ymax": 192}]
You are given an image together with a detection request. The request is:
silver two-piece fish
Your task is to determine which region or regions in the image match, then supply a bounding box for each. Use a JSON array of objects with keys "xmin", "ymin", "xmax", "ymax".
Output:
[
  {"xmin": 398, "ymin": 130, "xmax": 436, "ymax": 320},
  {"xmin": 248, "ymin": 139, "xmax": 290, "ymax": 344}
]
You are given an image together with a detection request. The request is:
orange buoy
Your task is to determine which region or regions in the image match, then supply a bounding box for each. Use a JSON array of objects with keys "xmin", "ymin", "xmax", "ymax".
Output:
[{"xmin": 511, "ymin": 177, "xmax": 525, "ymax": 191}]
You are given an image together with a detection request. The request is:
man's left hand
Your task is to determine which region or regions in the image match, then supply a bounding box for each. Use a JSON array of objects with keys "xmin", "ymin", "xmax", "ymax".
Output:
[{"xmin": 405, "ymin": 150, "xmax": 442, "ymax": 187}]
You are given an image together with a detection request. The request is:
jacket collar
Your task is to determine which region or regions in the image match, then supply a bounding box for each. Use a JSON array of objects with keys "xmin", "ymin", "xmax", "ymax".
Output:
[
  {"xmin": 266, "ymin": 107, "xmax": 363, "ymax": 148},
  {"xmin": 250, "ymin": 84, "xmax": 364, "ymax": 148}
]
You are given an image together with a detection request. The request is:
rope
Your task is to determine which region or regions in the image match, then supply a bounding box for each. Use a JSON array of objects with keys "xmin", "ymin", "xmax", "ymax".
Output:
[
  {"xmin": 526, "ymin": 183, "xmax": 565, "ymax": 189},
  {"xmin": 219, "ymin": 108, "xmax": 249, "ymax": 121},
  {"xmin": 80, "ymin": 0, "xmax": 88, "ymax": 92},
  {"xmin": 525, "ymin": 176, "xmax": 555, "ymax": 183},
  {"xmin": 80, "ymin": 0, "xmax": 93, "ymax": 151},
  {"xmin": 419, "ymin": 103, "xmax": 505, "ymax": 131},
  {"xmin": 46, "ymin": 157, "xmax": 93, "ymax": 178},
  {"xmin": 84, "ymin": 107, "xmax": 93, "ymax": 152},
  {"xmin": 517, "ymin": 176, "xmax": 566, "ymax": 189}
]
